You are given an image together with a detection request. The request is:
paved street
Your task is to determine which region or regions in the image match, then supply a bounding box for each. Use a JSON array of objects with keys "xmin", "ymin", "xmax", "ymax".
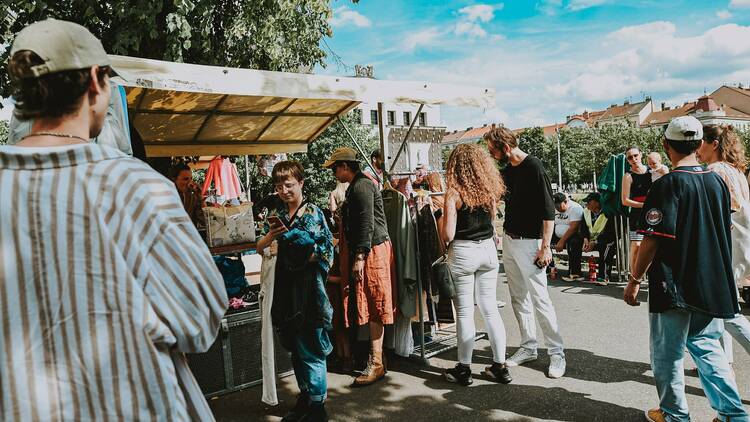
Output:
[{"xmin": 211, "ymin": 272, "xmax": 750, "ymax": 421}]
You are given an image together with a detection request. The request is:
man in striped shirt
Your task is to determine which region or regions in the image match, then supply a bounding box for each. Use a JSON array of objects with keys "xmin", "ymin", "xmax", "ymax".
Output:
[{"xmin": 0, "ymin": 19, "xmax": 227, "ymax": 421}]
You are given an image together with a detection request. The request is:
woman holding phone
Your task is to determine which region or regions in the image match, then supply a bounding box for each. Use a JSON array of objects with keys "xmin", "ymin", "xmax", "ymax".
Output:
[{"xmin": 256, "ymin": 161, "xmax": 334, "ymax": 422}]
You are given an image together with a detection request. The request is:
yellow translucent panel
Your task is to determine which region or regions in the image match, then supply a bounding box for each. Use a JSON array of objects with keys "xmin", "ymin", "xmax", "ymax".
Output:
[
  {"xmin": 218, "ymin": 96, "xmax": 294, "ymax": 113},
  {"xmin": 285, "ymin": 99, "xmax": 351, "ymax": 114},
  {"xmin": 199, "ymin": 115, "xmax": 274, "ymax": 141},
  {"xmin": 259, "ymin": 116, "xmax": 329, "ymax": 141},
  {"xmin": 133, "ymin": 113, "xmax": 206, "ymax": 142},
  {"xmin": 139, "ymin": 91, "xmax": 224, "ymax": 112}
]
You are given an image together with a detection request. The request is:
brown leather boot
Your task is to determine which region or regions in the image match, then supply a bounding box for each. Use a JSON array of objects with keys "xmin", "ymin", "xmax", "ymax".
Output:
[{"xmin": 352, "ymin": 350, "xmax": 385, "ymax": 387}]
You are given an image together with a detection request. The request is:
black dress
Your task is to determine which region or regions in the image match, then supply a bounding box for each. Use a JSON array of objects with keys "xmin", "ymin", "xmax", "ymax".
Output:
[{"xmin": 627, "ymin": 168, "xmax": 652, "ymax": 232}]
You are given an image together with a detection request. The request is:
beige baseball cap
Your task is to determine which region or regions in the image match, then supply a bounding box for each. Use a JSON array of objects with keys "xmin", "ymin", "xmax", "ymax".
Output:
[
  {"xmin": 322, "ymin": 147, "xmax": 358, "ymax": 168},
  {"xmin": 10, "ymin": 18, "xmax": 119, "ymax": 78},
  {"xmin": 665, "ymin": 116, "xmax": 703, "ymax": 142}
]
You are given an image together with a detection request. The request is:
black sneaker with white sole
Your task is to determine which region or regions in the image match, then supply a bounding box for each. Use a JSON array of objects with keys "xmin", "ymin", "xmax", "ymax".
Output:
[
  {"xmin": 484, "ymin": 362, "xmax": 512, "ymax": 384},
  {"xmin": 444, "ymin": 363, "xmax": 473, "ymax": 386}
]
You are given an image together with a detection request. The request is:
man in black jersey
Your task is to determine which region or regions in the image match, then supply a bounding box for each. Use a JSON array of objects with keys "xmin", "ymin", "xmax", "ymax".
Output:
[
  {"xmin": 624, "ymin": 116, "xmax": 747, "ymax": 422},
  {"xmin": 485, "ymin": 126, "xmax": 566, "ymax": 379}
]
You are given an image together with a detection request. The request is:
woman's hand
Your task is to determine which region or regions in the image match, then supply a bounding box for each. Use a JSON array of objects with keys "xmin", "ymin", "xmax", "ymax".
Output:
[{"xmin": 352, "ymin": 255, "xmax": 365, "ymax": 281}]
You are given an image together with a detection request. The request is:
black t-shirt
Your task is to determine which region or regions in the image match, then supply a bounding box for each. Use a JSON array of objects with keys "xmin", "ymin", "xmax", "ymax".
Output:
[
  {"xmin": 637, "ymin": 166, "xmax": 739, "ymax": 317},
  {"xmin": 502, "ymin": 155, "xmax": 556, "ymax": 238}
]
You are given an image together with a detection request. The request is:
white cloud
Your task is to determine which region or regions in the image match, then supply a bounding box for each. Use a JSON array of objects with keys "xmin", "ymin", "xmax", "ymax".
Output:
[
  {"xmin": 730, "ymin": 0, "xmax": 750, "ymax": 8},
  {"xmin": 330, "ymin": 6, "xmax": 372, "ymax": 28},
  {"xmin": 454, "ymin": 4, "xmax": 503, "ymax": 39},
  {"xmin": 456, "ymin": 21, "xmax": 488, "ymax": 38},
  {"xmin": 403, "ymin": 28, "xmax": 442, "ymax": 52},
  {"xmin": 381, "ymin": 21, "xmax": 750, "ymax": 130},
  {"xmin": 458, "ymin": 4, "xmax": 500, "ymax": 22},
  {"xmin": 536, "ymin": 0, "xmax": 562, "ymax": 16},
  {"xmin": 567, "ymin": 0, "xmax": 606, "ymax": 11},
  {"xmin": 717, "ymin": 10, "xmax": 733, "ymax": 19}
]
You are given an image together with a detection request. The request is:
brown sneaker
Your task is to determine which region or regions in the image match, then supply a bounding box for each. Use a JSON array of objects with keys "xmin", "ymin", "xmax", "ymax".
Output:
[
  {"xmin": 352, "ymin": 350, "xmax": 385, "ymax": 387},
  {"xmin": 644, "ymin": 408, "xmax": 666, "ymax": 422}
]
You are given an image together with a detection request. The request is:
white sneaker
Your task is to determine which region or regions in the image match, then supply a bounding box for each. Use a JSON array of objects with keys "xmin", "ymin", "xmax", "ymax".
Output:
[
  {"xmin": 548, "ymin": 354, "xmax": 566, "ymax": 378},
  {"xmin": 506, "ymin": 348, "xmax": 538, "ymax": 367}
]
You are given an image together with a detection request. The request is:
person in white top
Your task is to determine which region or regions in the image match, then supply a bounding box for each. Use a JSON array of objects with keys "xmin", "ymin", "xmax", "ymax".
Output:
[
  {"xmin": 553, "ymin": 193, "xmax": 585, "ymax": 281},
  {"xmin": 696, "ymin": 124, "xmax": 750, "ymax": 364},
  {"xmin": 647, "ymin": 152, "xmax": 669, "ymax": 182}
]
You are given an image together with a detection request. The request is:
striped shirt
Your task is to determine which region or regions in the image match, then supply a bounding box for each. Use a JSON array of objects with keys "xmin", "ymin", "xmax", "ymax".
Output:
[{"xmin": 0, "ymin": 144, "xmax": 228, "ymax": 421}]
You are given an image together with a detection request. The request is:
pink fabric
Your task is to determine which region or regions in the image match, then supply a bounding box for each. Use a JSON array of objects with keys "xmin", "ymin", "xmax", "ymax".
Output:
[
  {"xmin": 202, "ymin": 157, "xmax": 243, "ymax": 200},
  {"xmin": 221, "ymin": 159, "xmax": 243, "ymax": 200}
]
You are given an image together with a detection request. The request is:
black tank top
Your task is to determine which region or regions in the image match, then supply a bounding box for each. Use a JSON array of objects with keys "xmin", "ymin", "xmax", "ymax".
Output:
[
  {"xmin": 628, "ymin": 168, "xmax": 652, "ymax": 226},
  {"xmin": 455, "ymin": 204, "xmax": 494, "ymax": 241}
]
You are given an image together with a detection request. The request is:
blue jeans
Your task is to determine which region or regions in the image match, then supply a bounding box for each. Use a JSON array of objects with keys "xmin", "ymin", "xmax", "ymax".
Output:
[
  {"xmin": 650, "ymin": 309, "xmax": 748, "ymax": 422},
  {"xmin": 291, "ymin": 328, "xmax": 332, "ymax": 403}
]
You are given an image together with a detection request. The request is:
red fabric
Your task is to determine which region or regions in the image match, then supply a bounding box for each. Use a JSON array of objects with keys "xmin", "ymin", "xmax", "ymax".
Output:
[{"xmin": 339, "ymin": 232, "xmax": 395, "ymax": 327}]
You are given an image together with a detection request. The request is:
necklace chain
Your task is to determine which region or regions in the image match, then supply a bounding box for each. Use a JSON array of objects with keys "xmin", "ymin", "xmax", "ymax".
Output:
[{"xmin": 19, "ymin": 132, "xmax": 88, "ymax": 143}]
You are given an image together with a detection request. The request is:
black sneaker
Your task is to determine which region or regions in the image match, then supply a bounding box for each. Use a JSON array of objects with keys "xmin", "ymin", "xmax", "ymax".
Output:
[
  {"xmin": 484, "ymin": 362, "xmax": 512, "ymax": 384},
  {"xmin": 444, "ymin": 363, "xmax": 473, "ymax": 386},
  {"xmin": 282, "ymin": 392, "xmax": 311, "ymax": 422},
  {"xmin": 300, "ymin": 401, "xmax": 328, "ymax": 422}
]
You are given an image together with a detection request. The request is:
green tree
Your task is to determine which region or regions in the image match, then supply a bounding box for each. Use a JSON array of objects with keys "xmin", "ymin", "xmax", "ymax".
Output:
[
  {"xmin": 0, "ymin": 120, "xmax": 8, "ymax": 145},
  {"xmin": 1, "ymin": 0, "xmax": 338, "ymax": 99},
  {"xmin": 235, "ymin": 113, "xmax": 378, "ymax": 209}
]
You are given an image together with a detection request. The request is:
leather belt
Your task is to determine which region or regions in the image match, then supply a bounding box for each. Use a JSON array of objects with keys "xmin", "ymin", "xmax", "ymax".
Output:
[{"xmin": 505, "ymin": 232, "xmax": 539, "ymax": 240}]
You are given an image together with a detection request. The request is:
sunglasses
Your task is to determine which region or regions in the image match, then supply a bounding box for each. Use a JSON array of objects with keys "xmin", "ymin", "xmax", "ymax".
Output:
[{"xmin": 626, "ymin": 153, "xmax": 640, "ymax": 160}]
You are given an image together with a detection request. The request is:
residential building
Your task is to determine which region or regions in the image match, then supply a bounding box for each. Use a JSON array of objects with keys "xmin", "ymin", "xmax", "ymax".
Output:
[{"xmin": 641, "ymin": 95, "xmax": 750, "ymax": 131}]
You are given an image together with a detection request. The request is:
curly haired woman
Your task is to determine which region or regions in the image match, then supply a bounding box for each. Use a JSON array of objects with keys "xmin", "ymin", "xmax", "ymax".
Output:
[
  {"xmin": 697, "ymin": 124, "xmax": 750, "ymax": 364},
  {"xmin": 441, "ymin": 144, "xmax": 512, "ymax": 386}
]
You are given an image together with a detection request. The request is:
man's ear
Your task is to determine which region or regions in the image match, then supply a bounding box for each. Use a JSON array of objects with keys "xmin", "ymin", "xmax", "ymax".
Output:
[{"xmin": 88, "ymin": 66, "xmax": 105, "ymax": 95}]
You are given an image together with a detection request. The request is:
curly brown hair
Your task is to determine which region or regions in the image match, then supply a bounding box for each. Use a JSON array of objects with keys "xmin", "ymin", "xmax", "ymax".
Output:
[
  {"xmin": 445, "ymin": 144, "xmax": 505, "ymax": 212},
  {"xmin": 703, "ymin": 124, "xmax": 748, "ymax": 173}
]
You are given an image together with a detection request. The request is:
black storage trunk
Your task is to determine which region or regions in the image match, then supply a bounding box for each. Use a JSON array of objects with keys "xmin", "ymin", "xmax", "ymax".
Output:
[{"xmin": 187, "ymin": 307, "xmax": 293, "ymax": 398}]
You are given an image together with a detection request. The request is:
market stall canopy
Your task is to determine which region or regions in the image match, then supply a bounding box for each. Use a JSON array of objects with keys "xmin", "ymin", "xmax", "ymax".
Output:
[{"xmin": 111, "ymin": 55, "xmax": 495, "ymax": 157}]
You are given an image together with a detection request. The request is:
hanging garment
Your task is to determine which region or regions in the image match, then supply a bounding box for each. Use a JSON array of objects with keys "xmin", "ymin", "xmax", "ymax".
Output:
[
  {"xmin": 202, "ymin": 157, "xmax": 225, "ymax": 198},
  {"xmin": 394, "ymin": 312, "xmax": 414, "ymax": 357},
  {"xmin": 220, "ymin": 158, "xmax": 243, "ymax": 201},
  {"xmin": 417, "ymin": 205, "xmax": 444, "ymax": 299},
  {"xmin": 259, "ymin": 249, "xmax": 278, "ymax": 406},
  {"xmin": 381, "ymin": 188, "xmax": 419, "ymax": 318},
  {"xmin": 202, "ymin": 157, "xmax": 244, "ymax": 201}
]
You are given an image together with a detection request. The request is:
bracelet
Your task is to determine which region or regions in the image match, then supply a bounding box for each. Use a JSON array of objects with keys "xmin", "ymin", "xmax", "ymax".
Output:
[{"xmin": 628, "ymin": 273, "xmax": 643, "ymax": 284}]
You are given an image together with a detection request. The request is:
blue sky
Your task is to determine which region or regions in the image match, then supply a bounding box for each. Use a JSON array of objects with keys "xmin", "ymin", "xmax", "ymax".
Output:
[{"xmin": 324, "ymin": 0, "xmax": 750, "ymax": 130}]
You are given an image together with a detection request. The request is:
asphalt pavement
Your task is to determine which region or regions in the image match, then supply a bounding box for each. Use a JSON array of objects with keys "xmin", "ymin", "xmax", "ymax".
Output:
[{"xmin": 211, "ymin": 271, "xmax": 750, "ymax": 422}]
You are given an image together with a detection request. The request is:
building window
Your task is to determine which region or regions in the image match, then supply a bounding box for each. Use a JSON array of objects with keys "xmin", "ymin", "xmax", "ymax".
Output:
[
  {"xmin": 370, "ymin": 110, "xmax": 378, "ymax": 125},
  {"xmin": 403, "ymin": 111, "xmax": 412, "ymax": 126},
  {"xmin": 418, "ymin": 112, "xmax": 427, "ymax": 126},
  {"xmin": 352, "ymin": 109, "xmax": 362, "ymax": 124},
  {"xmin": 387, "ymin": 110, "xmax": 396, "ymax": 126}
]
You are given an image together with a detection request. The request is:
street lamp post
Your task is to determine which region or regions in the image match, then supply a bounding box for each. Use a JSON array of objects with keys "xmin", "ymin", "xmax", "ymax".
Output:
[{"xmin": 555, "ymin": 127, "xmax": 563, "ymax": 191}]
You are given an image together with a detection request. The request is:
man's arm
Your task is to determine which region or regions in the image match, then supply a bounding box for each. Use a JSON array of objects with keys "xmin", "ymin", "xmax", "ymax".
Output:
[
  {"xmin": 558, "ymin": 220, "xmax": 580, "ymax": 245},
  {"xmin": 537, "ymin": 219, "xmax": 554, "ymax": 265},
  {"xmin": 623, "ymin": 234, "xmax": 659, "ymax": 306}
]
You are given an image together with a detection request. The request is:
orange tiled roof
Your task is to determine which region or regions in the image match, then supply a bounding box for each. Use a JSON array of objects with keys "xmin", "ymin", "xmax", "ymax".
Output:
[
  {"xmin": 642, "ymin": 103, "xmax": 695, "ymax": 126},
  {"xmin": 597, "ymin": 100, "xmax": 650, "ymax": 121}
]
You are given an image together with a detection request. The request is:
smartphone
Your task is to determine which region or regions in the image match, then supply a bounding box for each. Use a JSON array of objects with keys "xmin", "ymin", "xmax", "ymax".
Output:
[{"xmin": 267, "ymin": 216, "xmax": 287, "ymax": 230}]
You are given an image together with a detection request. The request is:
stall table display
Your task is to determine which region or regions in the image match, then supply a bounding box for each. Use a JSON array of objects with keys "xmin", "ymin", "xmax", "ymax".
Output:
[{"xmin": 186, "ymin": 308, "xmax": 293, "ymax": 398}]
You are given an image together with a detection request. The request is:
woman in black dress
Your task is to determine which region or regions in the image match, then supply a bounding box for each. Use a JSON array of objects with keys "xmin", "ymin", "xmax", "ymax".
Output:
[{"xmin": 621, "ymin": 146, "xmax": 652, "ymax": 275}]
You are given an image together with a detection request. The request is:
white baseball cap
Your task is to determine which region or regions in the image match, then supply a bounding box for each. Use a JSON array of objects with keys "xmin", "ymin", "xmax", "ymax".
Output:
[{"xmin": 665, "ymin": 116, "xmax": 703, "ymax": 142}]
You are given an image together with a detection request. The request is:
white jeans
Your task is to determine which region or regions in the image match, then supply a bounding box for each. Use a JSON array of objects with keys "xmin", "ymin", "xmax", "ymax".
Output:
[
  {"xmin": 449, "ymin": 239, "xmax": 507, "ymax": 365},
  {"xmin": 503, "ymin": 234, "xmax": 565, "ymax": 356},
  {"xmin": 721, "ymin": 313, "xmax": 750, "ymax": 363}
]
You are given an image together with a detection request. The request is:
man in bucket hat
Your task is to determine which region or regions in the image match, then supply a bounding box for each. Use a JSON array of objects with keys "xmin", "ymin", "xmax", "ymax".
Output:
[{"xmin": 624, "ymin": 116, "xmax": 748, "ymax": 422}]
